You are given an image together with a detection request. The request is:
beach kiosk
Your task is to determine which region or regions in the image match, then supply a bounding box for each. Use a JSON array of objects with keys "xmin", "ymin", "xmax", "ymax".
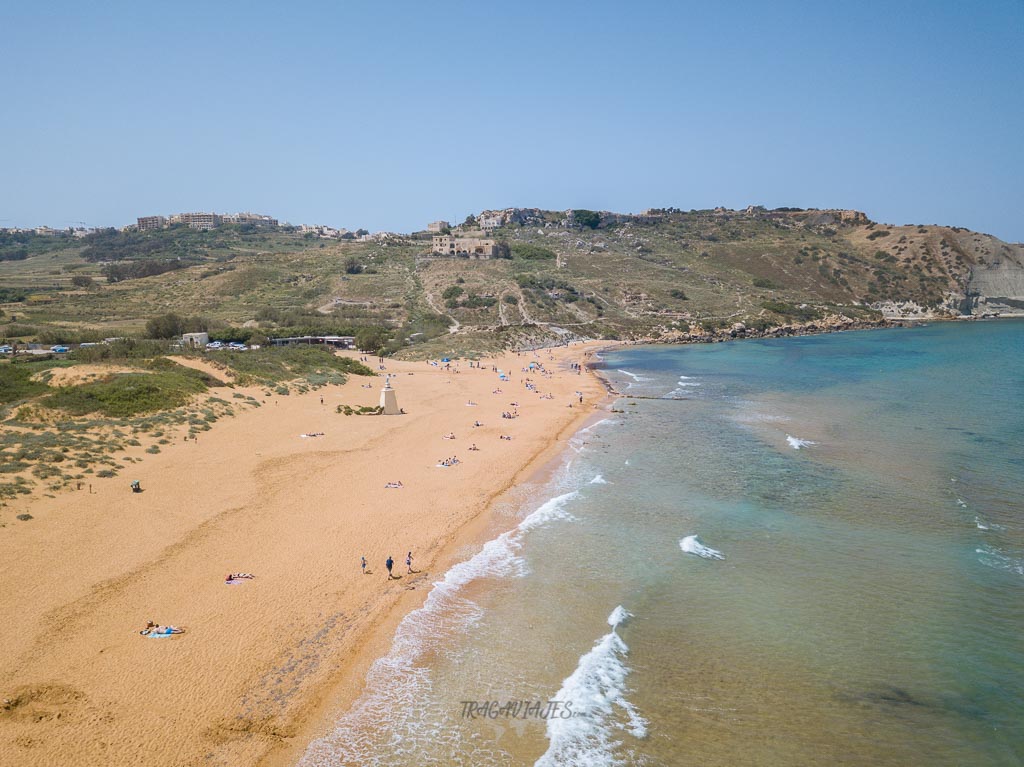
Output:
[{"xmin": 379, "ymin": 376, "xmax": 401, "ymax": 415}]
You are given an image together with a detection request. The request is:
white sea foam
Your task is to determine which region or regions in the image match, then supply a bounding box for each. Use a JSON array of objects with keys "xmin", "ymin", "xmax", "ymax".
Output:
[
  {"xmin": 957, "ymin": 497, "xmax": 968, "ymax": 508},
  {"xmin": 786, "ymin": 434, "xmax": 816, "ymax": 450},
  {"xmin": 975, "ymin": 517, "xmax": 989, "ymax": 531},
  {"xmin": 299, "ymin": 489, "xmax": 581, "ymax": 766},
  {"xmin": 675, "ymin": 381, "xmax": 701, "ymax": 387},
  {"xmin": 590, "ymin": 474, "xmax": 608, "ymax": 484},
  {"xmin": 680, "ymin": 535, "xmax": 725, "ymax": 560},
  {"xmin": 535, "ymin": 607, "xmax": 647, "ymax": 767},
  {"xmin": 976, "ymin": 545, "xmax": 1024, "ymax": 577},
  {"xmin": 666, "ymin": 383, "xmax": 703, "ymax": 397},
  {"xmin": 616, "ymin": 369, "xmax": 653, "ymax": 383}
]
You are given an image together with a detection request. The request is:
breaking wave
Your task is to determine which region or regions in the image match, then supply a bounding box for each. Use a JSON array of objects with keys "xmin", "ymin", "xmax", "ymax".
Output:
[
  {"xmin": 299, "ymin": 489, "xmax": 581, "ymax": 766},
  {"xmin": 535, "ymin": 606, "xmax": 647, "ymax": 767}
]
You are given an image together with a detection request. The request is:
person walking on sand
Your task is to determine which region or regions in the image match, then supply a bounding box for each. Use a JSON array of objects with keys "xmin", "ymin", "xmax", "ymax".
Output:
[
  {"xmin": 406, "ymin": 551, "xmax": 413, "ymax": 574},
  {"xmin": 361, "ymin": 556, "xmax": 367, "ymax": 574},
  {"xmin": 386, "ymin": 555, "xmax": 394, "ymax": 579}
]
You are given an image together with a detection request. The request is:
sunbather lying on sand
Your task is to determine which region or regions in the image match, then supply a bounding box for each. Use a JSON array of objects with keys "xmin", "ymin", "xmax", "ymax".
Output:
[
  {"xmin": 225, "ymin": 573, "xmax": 256, "ymax": 582},
  {"xmin": 140, "ymin": 621, "xmax": 184, "ymax": 635}
]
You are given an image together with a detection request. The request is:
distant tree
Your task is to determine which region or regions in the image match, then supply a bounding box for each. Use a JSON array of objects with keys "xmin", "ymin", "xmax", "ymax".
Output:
[
  {"xmin": 442, "ymin": 285, "xmax": 464, "ymax": 300},
  {"xmin": 572, "ymin": 210, "xmax": 601, "ymax": 230},
  {"xmin": 344, "ymin": 257, "xmax": 363, "ymax": 274},
  {"xmin": 146, "ymin": 313, "xmax": 185, "ymax": 339},
  {"xmin": 463, "ymin": 214, "xmax": 477, "ymax": 228},
  {"xmin": 355, "ymin": 326, "xmax": 389, "ymax": 352},
  {"xmin": 355, "ymin": 229, "xmax": 369, "ymax": 237},
  {"xmin": 494, "ymin": 240, "xmax": 512, "ymax": 259},
  {"xmin": 70, "ymin": 275, "xmax": 95, "ymax": 288}
]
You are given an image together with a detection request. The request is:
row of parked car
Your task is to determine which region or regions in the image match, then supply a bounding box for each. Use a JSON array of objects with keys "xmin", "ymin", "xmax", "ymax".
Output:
[
  {"xmin": 0, "ymin": 344, "xmax": 68, "ymax": 354},
  {"xmin": 205, "ymin": 341, "xmax": 250, "ymax": 351}
]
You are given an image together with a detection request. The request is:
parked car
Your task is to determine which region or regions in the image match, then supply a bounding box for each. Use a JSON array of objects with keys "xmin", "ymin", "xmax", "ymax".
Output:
[
  {"xmin": 50, "ymin": 345, "xmax": 70, "ymax": 353},
  {"xmin": 206, "ymin": 341, "xmax": 224, "ymax": 349},
  {"xmin": 0, "ymin": 345, "xmax": 12, "ymax": 354}
]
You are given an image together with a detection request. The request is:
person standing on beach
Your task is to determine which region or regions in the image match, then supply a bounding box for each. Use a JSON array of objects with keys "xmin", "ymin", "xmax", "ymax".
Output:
[
  {"xmin": 406, "ymin": 551, "xmax": 413, "ymax": 573},
  {"xmin": 361, "ymin": 556, "xmax": 367, "ymax": 574},
  {"xmin": 386, "ymin": 556, "xmax": 394, "ymax": 579}
]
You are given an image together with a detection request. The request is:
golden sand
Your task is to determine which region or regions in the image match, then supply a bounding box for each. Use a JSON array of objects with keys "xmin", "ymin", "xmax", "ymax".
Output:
[{"xmin": 0, "ymin": 343, "xmax": 606, "ymax": 766}]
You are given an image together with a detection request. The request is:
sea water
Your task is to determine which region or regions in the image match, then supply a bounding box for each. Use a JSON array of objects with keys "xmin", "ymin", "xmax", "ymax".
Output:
[{"xmin": 300, "ymin": 320, "xmax": 1024, "ymax": 766}]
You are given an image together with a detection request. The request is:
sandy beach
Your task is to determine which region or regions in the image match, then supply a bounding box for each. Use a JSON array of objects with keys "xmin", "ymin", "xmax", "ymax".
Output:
[{"xmin": 0, "ymin": 343, "xmax": 606, "ymax": 766}]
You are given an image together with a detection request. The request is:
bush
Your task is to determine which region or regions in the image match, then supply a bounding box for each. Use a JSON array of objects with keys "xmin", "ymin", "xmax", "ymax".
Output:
[
  {"xmin": 752, "ymin": 277, "xmax": 778, "ymax": 289},
  {"xmin": 511, "ymin": 243, "xmax": 556, "ymax": 260},
  {"xmin": 442, "ymin": 286, "xmax": 464, "ymax": 300},
  {"xmin": 0, "ymin": 365, "xmax": 49, "ymax": 404},
  {"xmin": 866, "ymin": 230, "xmax": 891, "ymax": 241},
  {"xmin": 103, "ymin": 259, "xmax": 190, "ymax": 282},
  {"xmin": 355, "ymin": 326, "xmax": 390, "ymax": 353},
  {"xmin": 70, "ymin": 275, "xmax": 95, "ymax": 288},
  {"xmin": 145, "ymin": 313, "xmax": 211, "ymax": 339},
  {"xmin": 761, "ymin": 301, "xmax": 822, "ymax": 322},
  {"xmin": 669, "ymin": 289, "xmax": 688, "ymax": 300},
  {"xmin": 41, "ymin": 368, "xmax": 214, "ymax": 417},
  {"xmin": 572, "ymin": 210, "xmax": 601, "ymax": 229}
]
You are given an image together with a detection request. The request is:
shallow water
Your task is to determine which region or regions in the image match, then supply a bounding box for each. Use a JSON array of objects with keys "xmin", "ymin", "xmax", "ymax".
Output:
[{"xmin": 301, "ymin": 320, "xmax": 1024, "ymax": 766}]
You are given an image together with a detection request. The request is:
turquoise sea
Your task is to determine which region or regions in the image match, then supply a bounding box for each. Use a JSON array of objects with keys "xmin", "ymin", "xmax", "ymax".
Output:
[{"xmin": 301, "ymin": 320, "xmax": 1024, "ymax": 766}]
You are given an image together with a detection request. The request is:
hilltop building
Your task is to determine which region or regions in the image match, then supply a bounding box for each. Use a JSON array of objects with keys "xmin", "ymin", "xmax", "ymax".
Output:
[
  {"xmin": 136, "ymin": 211, "xmax": 278, "ymax": 231},
  {"xmin": 222, "ymin": 212, "xmax": 279, "ymax": 227},
  {"xmin": 431, "ymin": 234, "xmax": 497, "ymax": 258},
  {"xmin": 427, "ymin": 220, "xmax": 450, "ymax": 232},
  {"xmin": 169, "ymin": 212, "xmax": 221, "ymax": 230},
  {"xmin": 137, "ymin": 215, "xmax": 167, "ymax": 231}
]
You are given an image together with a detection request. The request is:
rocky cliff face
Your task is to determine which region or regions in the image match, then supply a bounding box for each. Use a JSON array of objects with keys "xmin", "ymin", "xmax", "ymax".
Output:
[
  {"xmin": 855, "ymin": 225, "xmax": 1024, "ymax": 318},
  {"xmin": 966, "ymin": 245, "xmax": 1024, "ymax": 316}
]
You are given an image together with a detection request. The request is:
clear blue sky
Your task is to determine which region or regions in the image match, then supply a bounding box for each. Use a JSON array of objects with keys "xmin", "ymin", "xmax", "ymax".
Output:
[{"xmin": 2, "ymin": 0, "xmax": 1022, "ymax": 240}]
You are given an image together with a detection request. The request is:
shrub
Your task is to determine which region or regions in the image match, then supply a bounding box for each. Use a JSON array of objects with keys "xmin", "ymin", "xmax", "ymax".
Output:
[
  {"xmin": 0, "ymin": 365, "xmax": 49, "ymax": 404},
  {"xmin": 511, "ymin": 243, "xmax": 557, "ymax": 260},
  {"xmin": 867, "ymin": 230, "xmax": 891, "ymax": 241},
  {"xmin": 761, "ymin": 301, "xmax": 822, "ymax": 322},
  {"xmin": 572, "ymin": 210, "xmax": 601, "ymax": 229},
  {"xmin": 41, "ymin": 366, "xmax": 215, "ymax": 418},
  {"xmin": 752, "ymin": 278, "xmax": 778, "ymax": 289}
]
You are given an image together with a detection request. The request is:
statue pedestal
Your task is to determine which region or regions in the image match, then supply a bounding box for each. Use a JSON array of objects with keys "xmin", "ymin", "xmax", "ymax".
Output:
[{"xmin": 379, "ymin": 385, "xmax": 400, "ymax": 415}]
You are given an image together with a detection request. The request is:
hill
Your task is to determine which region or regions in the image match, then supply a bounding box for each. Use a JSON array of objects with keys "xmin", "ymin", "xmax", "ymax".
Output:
[{"xmin": 2, "ymin": 208, "xmax": 1023, "ymax": 357}]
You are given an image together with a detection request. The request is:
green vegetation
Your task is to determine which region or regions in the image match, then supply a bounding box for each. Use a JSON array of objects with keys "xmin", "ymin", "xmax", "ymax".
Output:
[
  {"xmin": 0, "ymin": 208, "xmax": 1005, "ymax": 363},
  {"xmin": 572, "ymin": 210, "xmax": 601, "ymax": 229},
  {"xmin": 0, "ymin": 364, "xmax": 50, "ymax": 404},
  {"xmin": 210, "ymin": 345, "xmax": 374, "ymax": 386},
  {"xmin": 761, "ymin": 301, "xmax": 823, "ymax": 322},
  {"xmin": 511, "ymin": 243, "xmax": 556, "ymax": 260},
  {"xmin": 41, "ymin": 362, "xmax": 219, "ymax": 418},
  {"xmin": 337, "ymin": 404, "xmax": 384, "ymax": 415}
]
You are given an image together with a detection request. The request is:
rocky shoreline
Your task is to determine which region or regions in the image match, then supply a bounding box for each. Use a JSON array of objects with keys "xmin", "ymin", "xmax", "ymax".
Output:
[{"xmin": 633, "ymin": 314, "xmax": 893, "ymax": 345}]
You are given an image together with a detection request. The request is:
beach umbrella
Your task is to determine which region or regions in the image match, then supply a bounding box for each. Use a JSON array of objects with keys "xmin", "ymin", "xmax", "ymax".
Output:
[{"xmin": 441, "ymin": 357, "xmax": 450, "ymax": 362}]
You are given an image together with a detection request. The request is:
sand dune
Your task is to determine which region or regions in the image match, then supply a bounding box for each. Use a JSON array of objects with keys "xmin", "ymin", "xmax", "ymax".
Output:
[{"xmin": 0, "ymin": 344, "xmax": 605, "ymax": 766}]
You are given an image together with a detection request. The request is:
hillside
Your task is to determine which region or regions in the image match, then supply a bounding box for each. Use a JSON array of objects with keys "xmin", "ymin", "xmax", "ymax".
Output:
[{"xmin": 2, "ymin": 208, "xmax": 1023, "ymax": 357}]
